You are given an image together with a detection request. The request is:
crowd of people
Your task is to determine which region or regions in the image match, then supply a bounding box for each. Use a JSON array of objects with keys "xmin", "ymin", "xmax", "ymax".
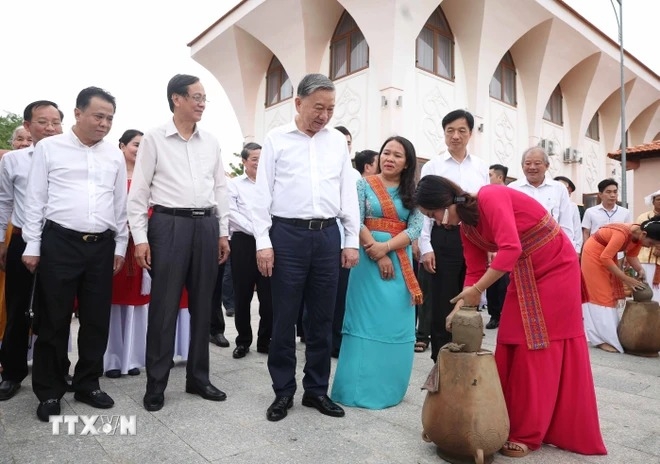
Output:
[{"xmin": 0, "ymin": 70, "xmax": 659, "ymax": 460}]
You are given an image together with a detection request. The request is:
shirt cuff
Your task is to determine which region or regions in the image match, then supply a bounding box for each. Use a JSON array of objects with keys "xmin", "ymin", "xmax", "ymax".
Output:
[
  {"xmin": 114, "ymin": 241, "xmax": 128, "ymax": 258},
  {"xmin": 344, "ymin": 236, "xmax": 359, "ymax": 249},
  {"xmin": 419, "ymin": 239, "xmax": 433, "ymax": 255},
  {"xmin": 131, "ymin": 230, "xmax": 148, "ymax": 245},
  {"xmin": 256, "ymin": 236, "xmax": 272, "ymax": 250},
  {"xmin": 23, "ymin": 241, "xmax": 41, "ymax": 257}
]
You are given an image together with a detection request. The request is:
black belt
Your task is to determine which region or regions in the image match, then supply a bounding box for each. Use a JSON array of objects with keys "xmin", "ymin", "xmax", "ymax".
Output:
[
  {"xmin": 45, "ymin": 220, "xmax": 115, "ymax": 243},
  {"xmin": 272, "ymin": 216, "xmax": 336, "ymax": 231},
  {"xmin": 153, "ymin": 205, "xmax": 214, "ymax": 218}
]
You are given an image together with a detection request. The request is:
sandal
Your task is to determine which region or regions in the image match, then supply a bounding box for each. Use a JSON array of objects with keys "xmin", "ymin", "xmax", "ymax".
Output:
[
  {"xmin": 500, "ymin": 441, "xmax": 530, "ymax": 458},
  {"xmin": 414, "ymin": 340, "xmax": 429, "ymax": 353},
  {"xmin": 597, "ymin": 343, "xmax": 619, "ymax": 353}
]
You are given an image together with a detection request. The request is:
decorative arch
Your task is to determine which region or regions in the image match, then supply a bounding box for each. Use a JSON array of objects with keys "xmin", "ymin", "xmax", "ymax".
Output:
[{"xmin": 330, "ymin": 11, "xmax": 369, "ymax": 80}]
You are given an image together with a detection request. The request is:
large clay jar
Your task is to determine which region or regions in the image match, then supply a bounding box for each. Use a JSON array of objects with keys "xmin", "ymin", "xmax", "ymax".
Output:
[
  {"xmin": 421, "ymin": 348, "xmax": 509, "ymax": 464},
  {"xmin": 451, "ymin": 305, "xmax": 483, "ymax": 352},
  {"xmin": 618, "ymin": 299, "xmax": 660, "ymax": 357}
]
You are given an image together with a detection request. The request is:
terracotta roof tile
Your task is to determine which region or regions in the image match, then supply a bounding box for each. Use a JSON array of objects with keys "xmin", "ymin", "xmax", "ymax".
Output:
[{"xmin": 607, "ymin": 140, "xmax": 660, "ymax": 160}]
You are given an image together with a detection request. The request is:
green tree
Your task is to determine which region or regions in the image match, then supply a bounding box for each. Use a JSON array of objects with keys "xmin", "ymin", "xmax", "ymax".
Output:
[
  {"xmin": 0, "ymin": 112, "xmax": 23, "ymax": 150},
  {"xmin": 228, "ymin": 152, "xmax": 244, "ymax": 177}
]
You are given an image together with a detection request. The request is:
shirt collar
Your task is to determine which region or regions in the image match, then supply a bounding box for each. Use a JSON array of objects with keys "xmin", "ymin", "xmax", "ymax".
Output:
[
  {"xmin": 284, "ymin": 118, "xmax": 331, "ymax": 137},
  {"xmin": 239, "ymin": 173, "xmax": 256, "ymax": 184},
  {"xmin": 165, "ymin": 118, "xmax": 200, "ymax": 140},
  {"xmin": 597, "ymin": 204, "xmax": 617, "ymax": 212},
  {"xmin": 520, "ymin": 176, "xmax": 550, "ymax": 188},
  {"xmin": 68, "ymin": 129, "xmax": 104, "ymax": 148},
  {"xmin": 441, "ymin": 152, "xmax": 473, "ymax": 164}
]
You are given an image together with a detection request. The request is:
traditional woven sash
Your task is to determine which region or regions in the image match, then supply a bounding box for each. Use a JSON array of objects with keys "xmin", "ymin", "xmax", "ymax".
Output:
[
  {"xmin": 592, "ymin": 224, "xmax": 634, "ymax": 301},
  {"xmin": 364, "ymin": 176, "xmax": 423, "ymax": 305},
  {"xmin": 463, "ymin": 214, "xmax": 559, "ymax": 350}
]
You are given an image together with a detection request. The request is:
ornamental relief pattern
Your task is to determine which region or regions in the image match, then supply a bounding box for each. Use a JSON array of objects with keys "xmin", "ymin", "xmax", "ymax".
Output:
[
  {"xmin": 584, "ymin": 143, "xmax": 600, "ymax": 192},
  {"xmin": 266, "ymin": 107, "xmax": 289, "ymax": 132},
  {"xmin": 333, "ymin": 85, "xmax": 362, "ymax": 139},
  {"xmin": 493, "ymin": 110, "xmax": 515, "ymax": 167},
  {"xmin": 421, "ymin": 86, "xmax": 450, "ymax": 153},
  {"xmin": 546, "ymin": 132, "xmax": 562, "ymax": 176}
]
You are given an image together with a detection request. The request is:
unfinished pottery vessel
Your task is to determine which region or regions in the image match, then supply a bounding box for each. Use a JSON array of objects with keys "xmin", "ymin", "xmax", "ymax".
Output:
[
  {"xmin": 618, "ymin": 298, "xmax": 660, "ymax": 357},
  {"xmin": 421, "ymin": 347, "xmax": 509, "ymax": 464},
  {"xmin": 451, "ymin": 305, "xmax": 483, "ymax": 352},
  {"xmin": 632, "ymin": 282, "xmax": 654, "ymax": 302}
]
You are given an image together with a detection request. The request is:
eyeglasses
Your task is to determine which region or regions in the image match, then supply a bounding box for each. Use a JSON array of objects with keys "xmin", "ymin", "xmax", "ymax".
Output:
[
  {"xmin": 33, "ymin": 120, "xmax": 62, "ymax": 128},
  {"xmin": 444, "ymin": 128, "xmax": 470, "ymax": 136},
  {"xmin": 442, "ymin": 208, "xmax": 449, "ymax": 225},
  {"xmin": 185, "ymin": 94, "xmax": 208, "ymax": 104}
]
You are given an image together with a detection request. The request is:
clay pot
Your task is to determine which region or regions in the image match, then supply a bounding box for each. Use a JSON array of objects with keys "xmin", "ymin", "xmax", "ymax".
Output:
[
  {"xmin": 618, "ymin": 299, "xmax": 660, "ymax": 357},
  {"xmin": 632, "ymin": 282, "xmax": 654, "ymax": 302},
  {"xmin": 452, "ymin": 305, "xmax": 483, "ymax": 352},
  {"xmin": 421, "ymin": 349, "xmax": 509, "ymax": 464}
]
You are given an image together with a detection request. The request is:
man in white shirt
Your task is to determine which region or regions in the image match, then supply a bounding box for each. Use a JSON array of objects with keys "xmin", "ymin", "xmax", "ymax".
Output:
[
  {"xmin": 229, "ymin": 142, "xmax": 273, "ymax": 359},
  {"xmin": 22, "ymin": 88, "xmax": 128, "ymax": 422},
  {"xmin": 354, "ymin": 149, "xmax": 379, "ymax": 176},
  {"xmin": 419, "ymin": 109, "xmax": 489, "ymax": 361},
  {"xmin": 0, "ymin": 100, "xmax": 64, "ymax": 402},
  {"xmin": 252, "ymin": 73, "xmax": 360, "ymax": 422},
  {"xmin": 128, "ymin": 74, "xmax": 230, "ymax": 412},
  {"xmin": 554, "ymin": 175, "xmax": 583, "ymax": 253},
  {"xmin": 508, "ymin": 147, "xmax": 578, "ymax": 251},
  {"xmin": 582, "ymin": 178, "xmax": 632, "ymax": 245}
]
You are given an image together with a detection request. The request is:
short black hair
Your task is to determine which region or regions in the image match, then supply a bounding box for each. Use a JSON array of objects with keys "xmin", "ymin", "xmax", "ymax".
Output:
[
  {"xmin": 489, "ymin": 164, "xmax": 508, "ymax": 179},
  {"xmin": 167, "ymin": 74, "xmax": 200, "ymax": 112},
  {"xmin": 354, "ymin": 149, "xmax": 378, "ymax": 174},
  {"xmin": 335, "ymin": 126, "xmax": 351, "ymax": 138},
  {"xmin": 554, "ymin": 176, "xmax": 576, "ymax": 193},
  {"xmin": 442, "ymin": 109, "xmax": 474, "ymax": 131},
  {"xmin": 240, "ymin": 142, "xmax": 262, "ymax": 160},
  {"xmin": 76, "ymin": 87, "xmax": 116, "ymax": 111},
  {"xmin": 23, "ymin": 100, "xmax": 63, "ymax": 122},
  {"xmin": 597, "ymin": 178, "xmax": 618, "ymax": 193}
]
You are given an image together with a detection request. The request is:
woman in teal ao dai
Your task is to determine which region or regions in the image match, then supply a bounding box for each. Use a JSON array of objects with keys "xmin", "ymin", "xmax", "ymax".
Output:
[{"xmin": 331, "ymin": 136, "xmax": 423, "ymax": 409}]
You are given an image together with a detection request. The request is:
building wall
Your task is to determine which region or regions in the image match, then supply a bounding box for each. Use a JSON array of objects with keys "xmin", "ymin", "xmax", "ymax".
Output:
[{"xmin": 190, "ymin": 0, "xmax": 660, "ymax": 210}]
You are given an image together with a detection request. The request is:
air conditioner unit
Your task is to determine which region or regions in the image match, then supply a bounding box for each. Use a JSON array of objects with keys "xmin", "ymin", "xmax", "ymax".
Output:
[
  {"xmin": 539, "ymin": 138, "xmax": 548, "ymax": 150},
  {"xmin": 563, "ymin": 148, "xmax": 572, "ymax": 163},
  {"xmin": 547, "ymin": 140, "xmax": 556, "ymax": 156},
  {"xmin": 563, "ymin": 148, "xmax": 583, "ymax": 164}
]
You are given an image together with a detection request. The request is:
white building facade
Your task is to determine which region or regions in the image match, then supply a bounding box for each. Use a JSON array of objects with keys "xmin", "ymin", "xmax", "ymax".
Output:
[{"xmin": 189, "ymin": 0, "xmax": 660, "ymax": 207}]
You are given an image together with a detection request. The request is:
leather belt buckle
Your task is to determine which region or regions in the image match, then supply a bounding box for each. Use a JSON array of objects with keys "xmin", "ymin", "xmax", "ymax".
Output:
[
  {"xmin": 308, "ymin": 219, "xmax": 323, "ymax": 230},
  {"xmin": 82, "ymin": 234, "xmax": 99, "ymax": 243}
]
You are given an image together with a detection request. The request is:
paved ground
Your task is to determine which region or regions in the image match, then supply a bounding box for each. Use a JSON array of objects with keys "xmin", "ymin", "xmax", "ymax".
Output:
[{"xmin": 0, "ymin": 302, "xmax": 658, "ymax": 464}]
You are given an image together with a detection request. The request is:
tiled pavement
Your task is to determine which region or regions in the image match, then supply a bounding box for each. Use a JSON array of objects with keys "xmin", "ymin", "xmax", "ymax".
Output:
[{"xmin": 0, "ymin": 302, "xmax": 658, "ymax": 464}]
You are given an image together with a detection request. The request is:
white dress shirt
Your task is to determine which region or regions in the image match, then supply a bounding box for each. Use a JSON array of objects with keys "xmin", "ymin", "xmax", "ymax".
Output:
[
  {"xmin": 418, "ymin": 152, "xmax": 489, "ymax": 255},
  {"xmin": 251, "ymin": 120, "xmax": 360, "ymax": 250},
  {"xmin": 0, "ymin": 146, "xmax": 34, "ymax": 238},
  {"xmin": 22, "ymin": 131, "xmax": 129, "ymax": 257},
  {"xmin": 508, "ymin": 176, "xmax": 578, "ymax": 251},
  {"xmin": 127, "ymin": 119, "xmax": 230, "ymax": 244},
  {"xmin": 569, "ymin": 201, "xmax": 583, "ymax": 252},
  {"xmin": 582, "ymin": 204, "xmax": 632, "ymax": 235},
  {"xmin": 228, "ymin": 173, "xmax": 258, "ymax": 236}
]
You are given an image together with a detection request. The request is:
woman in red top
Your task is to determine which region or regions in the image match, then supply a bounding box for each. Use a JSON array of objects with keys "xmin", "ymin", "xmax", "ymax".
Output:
[
  {"xmin": 415, "ymin": 175, "xmax": 606, "ymax": 459},
  {"xmin": 104, "ymin": 130, "xmax": 149, "ymax": 378}
]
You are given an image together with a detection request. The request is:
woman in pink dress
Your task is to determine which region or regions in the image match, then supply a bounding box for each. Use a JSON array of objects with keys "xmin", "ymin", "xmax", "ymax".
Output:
[{"xmin": 415, "ymin": 175, "xmax": 606, "ymax": 459}]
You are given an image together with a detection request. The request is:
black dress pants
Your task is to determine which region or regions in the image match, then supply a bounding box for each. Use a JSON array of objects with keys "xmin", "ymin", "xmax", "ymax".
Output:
[
  {"xmin": 230, "ymin": 232, "xmax": 272, "ymax": 349},
  {"xmin": 429, "ymin": 225, "xmax": 465, "ymax": 362},
  {"xmin": 486, "ymin": 273, "xmax": 509, "ymax": 321},
  {"xmin": 210, "ymin": 262, "xmax": 226, "ymax": 336},
  {"xmin": 32, "ymin": 222, "xmax": 114, "ymax": 400}
]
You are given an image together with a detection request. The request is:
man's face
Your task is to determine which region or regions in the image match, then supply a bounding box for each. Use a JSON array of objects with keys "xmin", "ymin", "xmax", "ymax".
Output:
[
  {"xmin": 243, "ymin": 148, "xmax": 260, "ymax": 179},
  {"xmin": 11, "ymin": 127, "xmax": 32, "ymax": 149},
  {"xmin": 489, "ymin": 169, "xmax": 504, "ymax": 185},
  {"xmin": 25, "ymin": 105, "xmax": 63, "ymax": 144},
  {"xmin": 173, "ymin": 81, "xmax": 206, "ymax": 123},
  {"xmin": 653, "ymin": 195, "xmax": 660, "ymax": 212},
  {"xmin": 295, "ymin": 89, "xmax": 335, "ymax": 137},
  {"xmin": 599, "ymin": 185, "xmax": 618, "ymax": 207},
  {"xmin": 557, "ymin": 179, "xmax": 573, "ymax": 196},
  {"xmin": 522, "ymin": 151, "xmax": 548, "ymax": 187},
  {"xmin": 443, "ymin": 117, "xmax": 472, "ymax": 156},
  {"xmin": 74, "ymin": 96, "xmax": 114, "ymax": 146},
  {"xmin": 344, "ymin": 134, "xmax": 352, "ymax": 154}
]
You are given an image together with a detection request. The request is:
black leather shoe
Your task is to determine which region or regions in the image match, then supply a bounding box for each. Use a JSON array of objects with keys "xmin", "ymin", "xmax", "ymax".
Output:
[
  {"xmin": 127, "ymin": 368, "xmax": 140, "ymax": 376},
  {"xmin": 225, "ymin": 308, "xmax": 235, "ymax": 317},
  {"xmin": 65, "ymin": 374, "xmax": 74, "ymax": 392},
  {"xmin": 37, "ymin": 399, "xmax": 61, "ymax": 422},
  {"xmin": 233, "ymin": 345, "xmax": 249, "ymax": 359},
  {"xmin": 486, "ymin": 318, "xmax": 500, "ymax": 329},
  {"xmin": 105, "ymin": 369, "xmax": 121, "ymax": 379},
  {"xmin": 266, "ymin": 396, "xmax": 293, "ymax": 422},
  {"xmin": 256, "ymin": 345, "xmax": 269, "ymax": 354},
  {"xmin": 0, "ymin": 380, "xmax": 21, "ymax": 401},
  {"xmin": 74, "ymin": 389, "xmax": 114, "ymax": 409},
  {"xmin": 143, "ymin": 392, "xmax": 164, "ymax": 411},
  {"xmin": 331, "ymin": 348, "xmax": 340, "ymax": 359},
  {"xmin": 185, "ymin": 382, "xmax": 226, "ymax": 401},
  {"xmin": 210, "ymin": 333, "xmax": 230, "ymax": 348},
  {"xmin": 302, "ymin": 394, "xmax": 345, "ymax": 417}
]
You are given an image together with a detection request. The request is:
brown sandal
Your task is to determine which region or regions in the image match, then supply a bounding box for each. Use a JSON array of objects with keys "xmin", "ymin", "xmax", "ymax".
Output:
[
  {"xmin": 500, "ymin": 441, "xmax": 530, "ymax": 458},
  {"xmin": 414, "ymin": 340, "xmax": 429, "ymax": 353}
]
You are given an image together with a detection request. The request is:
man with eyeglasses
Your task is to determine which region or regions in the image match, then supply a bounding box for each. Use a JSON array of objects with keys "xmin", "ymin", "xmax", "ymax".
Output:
[
  {"xmin": 418, "ymin": 109, "xmax": 489, "ymax": 362},
  {"xmin": 0, "ymin": 100, "xmax": 65, "ymax": 402},
  {"xmin": 128, "ymin": 74, "xmax": 230, "ymax": 412}
]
